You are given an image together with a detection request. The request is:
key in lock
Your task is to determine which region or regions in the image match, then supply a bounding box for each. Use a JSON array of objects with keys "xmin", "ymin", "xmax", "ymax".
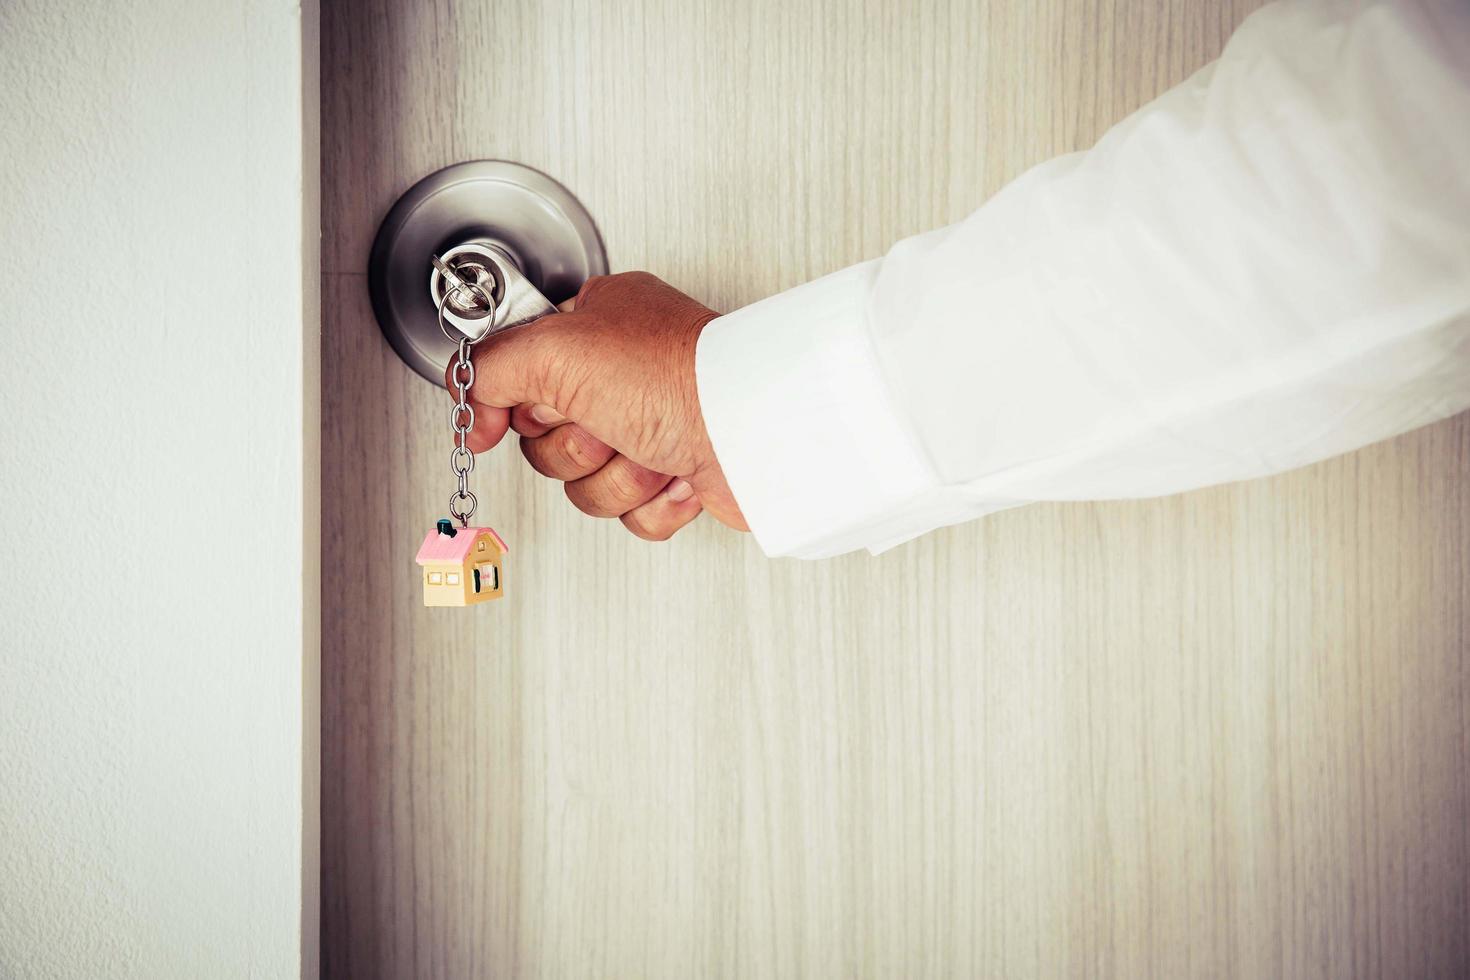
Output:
[{"xmin": 430, "ymin": 241, "xmax": 560, "ymax": 344}]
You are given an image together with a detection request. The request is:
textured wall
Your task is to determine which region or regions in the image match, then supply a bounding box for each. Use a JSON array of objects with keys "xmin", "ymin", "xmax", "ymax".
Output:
[{"xmin": 0, "ymin": 1, "xmax": 313, "ymax": 977}]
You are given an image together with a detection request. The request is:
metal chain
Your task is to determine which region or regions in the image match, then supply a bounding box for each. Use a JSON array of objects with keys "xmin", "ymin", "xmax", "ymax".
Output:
[{"xmin": 437, "ymin": 262, "xmax": 496, "ymax": 527}]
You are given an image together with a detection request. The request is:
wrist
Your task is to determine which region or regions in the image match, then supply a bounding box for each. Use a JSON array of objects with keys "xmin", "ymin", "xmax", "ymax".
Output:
[{"xmin": 685, "ymin": 312, "xmax": 747, "ymax": 530}]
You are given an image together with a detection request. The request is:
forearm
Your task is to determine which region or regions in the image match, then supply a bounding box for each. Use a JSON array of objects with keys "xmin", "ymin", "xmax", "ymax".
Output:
[{"xmin": 698, "ymin": 0, "xmax": 1470, "ymax": 558}]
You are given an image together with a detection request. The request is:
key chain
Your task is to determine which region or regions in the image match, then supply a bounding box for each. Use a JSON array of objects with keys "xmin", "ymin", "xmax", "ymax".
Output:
[{"xmin": 415, "ymin": 254, "xmax": 508, "ymax": 606}]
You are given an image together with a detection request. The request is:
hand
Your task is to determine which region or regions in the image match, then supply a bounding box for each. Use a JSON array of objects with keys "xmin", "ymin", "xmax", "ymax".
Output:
[{"xmin": 447, "ymin": 271, "xmax": 748, "ymax": 541}]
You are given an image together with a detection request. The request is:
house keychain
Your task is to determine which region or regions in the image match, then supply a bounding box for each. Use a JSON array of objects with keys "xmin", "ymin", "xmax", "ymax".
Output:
[
  {"xmin": 367, "ymin": 162, "xmax": 605, "ymax": 607},
  {"xmin": 415, "ymin": 251, "xmax": 510, "ymax": 606}
]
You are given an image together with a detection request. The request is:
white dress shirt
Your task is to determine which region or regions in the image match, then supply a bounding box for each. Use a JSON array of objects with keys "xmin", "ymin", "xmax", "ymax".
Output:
[{"xmin": 695, "ymin": 0, "xmax": 1470, "ymax": 559}]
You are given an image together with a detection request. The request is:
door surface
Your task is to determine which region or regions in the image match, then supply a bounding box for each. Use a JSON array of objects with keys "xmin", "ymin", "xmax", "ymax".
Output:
[{"xmin": 321, "ymin": 1, "xmax": 1470, "ymax": 976}]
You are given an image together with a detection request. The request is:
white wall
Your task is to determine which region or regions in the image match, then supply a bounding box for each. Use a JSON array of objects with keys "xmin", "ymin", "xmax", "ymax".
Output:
[{"xmin": 0, "ymin": 0, "xmax": 317, "ymax": 977}]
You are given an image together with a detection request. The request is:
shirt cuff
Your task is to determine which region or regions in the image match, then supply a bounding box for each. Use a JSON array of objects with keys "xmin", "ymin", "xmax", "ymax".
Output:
[{"xmin": 695, "ymin": 262, "xmax": 951, "ymax": 559}]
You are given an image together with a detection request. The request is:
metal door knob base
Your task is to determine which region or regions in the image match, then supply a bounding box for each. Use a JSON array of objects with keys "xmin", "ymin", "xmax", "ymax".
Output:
[{"xmin": 369, "ymin": 160, "xmax": 608, "ymax": 384}]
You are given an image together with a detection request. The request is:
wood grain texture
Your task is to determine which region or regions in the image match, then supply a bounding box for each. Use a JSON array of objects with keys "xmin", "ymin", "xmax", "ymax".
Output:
[{"xmin": 321, "ymin": 1, "xmax": 1470, "ymax": 976}]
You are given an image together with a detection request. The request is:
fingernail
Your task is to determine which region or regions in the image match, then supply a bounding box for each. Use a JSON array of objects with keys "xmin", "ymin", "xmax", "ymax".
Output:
[
  {"xmin": 530, "ymin": 404, "xmax": 565, "ymax": 425},
  {"xmin": 666, "ymin": 479, "xmax": 694, "ymax": 502}
]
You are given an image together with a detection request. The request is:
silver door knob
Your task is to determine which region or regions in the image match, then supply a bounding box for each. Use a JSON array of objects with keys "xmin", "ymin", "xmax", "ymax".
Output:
[{"xmin": 368, "ymin": 160, "xmax": 607, "ymax": 384}]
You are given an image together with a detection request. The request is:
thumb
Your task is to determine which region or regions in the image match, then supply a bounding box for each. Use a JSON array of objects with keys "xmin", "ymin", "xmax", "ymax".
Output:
[
  {"xmin": 463, "ymin": 310, "xmax": 596, "ymax": 414},
  {"xmin": 442, "ymin": 294, "xmax": 579, "ymax": 404}
]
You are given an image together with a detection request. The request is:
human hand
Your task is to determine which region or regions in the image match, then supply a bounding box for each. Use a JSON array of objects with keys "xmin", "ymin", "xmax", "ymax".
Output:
[{"xmin": 447, "ymin": 271, "xmax": 747, "ymax": 541}]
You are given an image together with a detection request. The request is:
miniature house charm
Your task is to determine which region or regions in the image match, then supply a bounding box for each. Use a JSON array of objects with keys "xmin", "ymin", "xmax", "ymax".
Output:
[{"xmin": 416, "ymin": 519, "xmax": 508, "ymax": 607}]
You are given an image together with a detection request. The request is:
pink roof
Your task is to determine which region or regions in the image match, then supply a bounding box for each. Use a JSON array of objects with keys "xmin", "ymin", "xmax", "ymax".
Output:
[{"xmin": 415, "ymin": 526, "xmax": 508, "ymax": 564}]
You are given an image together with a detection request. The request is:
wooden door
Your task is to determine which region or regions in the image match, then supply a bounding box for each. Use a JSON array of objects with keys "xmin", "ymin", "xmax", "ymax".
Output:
[{"xmin": 321, "ymin": 1, "xmax": 1470, "ymax": 976}]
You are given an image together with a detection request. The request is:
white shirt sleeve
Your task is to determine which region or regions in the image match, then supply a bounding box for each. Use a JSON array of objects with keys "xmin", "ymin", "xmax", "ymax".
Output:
[{"xmin": 695, "ymin": 0, "xmax": 1470, "ymax": 559}]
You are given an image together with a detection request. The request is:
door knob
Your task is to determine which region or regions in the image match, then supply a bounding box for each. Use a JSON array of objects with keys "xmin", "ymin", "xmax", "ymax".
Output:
[{"xmin": 368, "ymin": 160, "xmax": 608, "ymax": 384}]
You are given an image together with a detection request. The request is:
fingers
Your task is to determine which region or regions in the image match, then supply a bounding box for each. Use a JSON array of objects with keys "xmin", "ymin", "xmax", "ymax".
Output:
[
  {"xmin": 443, "ymin": 358, "xmax": 511, "ymax": 452},
  {"xmin": 459, "ymin": 399, "xmax": 563, "ymax": 459},
  {"xmin": 564, "ymin": 455, "xmax": 670, "ymax": 518},
  {"xmin": 459, "ymin": 402, "xmax": 510, "ymax": 453},
  {"xmin": 520, "ymin": 418, "xmax": 703, "ymax": 540},
  {"xmin": 462, "ymin": 312, "xmax": 587, "ymax": 409},
  {"xmin": 620, "ymin": 479, "xmax": 703, "ymax": 541},
  {"xmin": 508, "ymin": 402, "xmax": 567, "ymax": 439},
  {"xmin": 520, "ymin": 422, "xmax": 615, "ymax": 480}
]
